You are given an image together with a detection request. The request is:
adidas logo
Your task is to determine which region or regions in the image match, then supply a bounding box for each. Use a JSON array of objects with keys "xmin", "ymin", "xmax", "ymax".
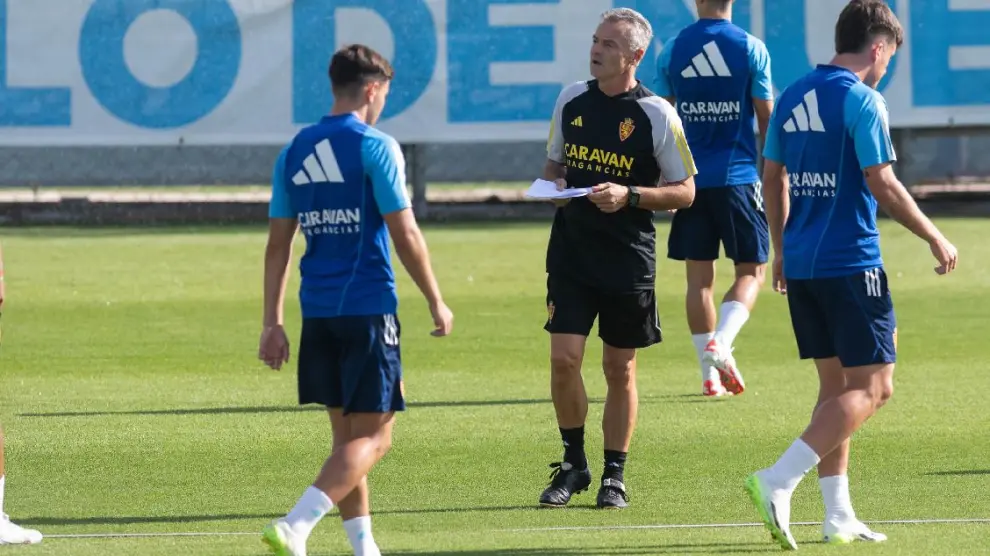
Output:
[
  {"xmin": 291, "ymin": 139, "xmax": 345, "ymax": 185},
  {"xmin": 783, "ymin": 90, "xmax": 826, "ymax": 133},
  {"xmin": 571, "ymin": 116, "xmax": 583, "ymax": 127},
  {"xmin": 680, "ymin": 41, "xmax": 732, "ymax": 78}
]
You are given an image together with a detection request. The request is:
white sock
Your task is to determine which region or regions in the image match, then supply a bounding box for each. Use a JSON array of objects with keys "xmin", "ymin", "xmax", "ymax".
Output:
[
  {"xmin": 691, "ymin": 333, "xmax": 718, "ymax": 382},
  {"xmin": 343, "ymin": 516, "xmax": 380, "ymax": 556},
  {"xmin": 284, "ymin": 486, "xmax": 334, "ymax": 540},
  {"xmin": 764, "ymin": 439, "xmax": 821, "ymax": 492},
  {"xmin": 714, "ymin": 301, "xmax": 750, "ymax": 347},
  {"xmin": 0, "ymin": 475, "xmax": 5, "ymax": 515},
  {"xmin": 820, "ymin": 475, "xmax": 856, "ymax": 521}
]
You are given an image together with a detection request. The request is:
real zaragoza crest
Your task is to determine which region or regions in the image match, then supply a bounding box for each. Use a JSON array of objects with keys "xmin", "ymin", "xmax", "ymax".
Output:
[{"xmin": 619, "ymin": 118, "xmax": 635, "ymax": 142}]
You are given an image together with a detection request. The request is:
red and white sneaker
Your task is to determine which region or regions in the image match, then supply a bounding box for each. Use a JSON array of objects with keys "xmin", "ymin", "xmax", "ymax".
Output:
[
  {"xmin": 702, "ymin": 379, "xmax": 731, "ymax": 397},
  {"xmin": 702, "ymin": 338, "xmax": 746, "ymax": 395}
]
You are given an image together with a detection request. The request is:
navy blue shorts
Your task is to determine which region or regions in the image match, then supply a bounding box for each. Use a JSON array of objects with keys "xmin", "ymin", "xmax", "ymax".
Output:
[
  {"xmin": 297, "ymin": 314, "xmax": 405, "ymax": 415},
  {"xmin": 786, "ymin": 267, "xmax": 897, "ymax": 368},
  {"xmin": 667, "ymin": 183, "xmax": 769, "ymax": 264}
]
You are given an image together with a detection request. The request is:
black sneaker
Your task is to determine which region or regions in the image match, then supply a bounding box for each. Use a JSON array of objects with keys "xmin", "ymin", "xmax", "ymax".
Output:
[
  {"xmin": 539, "ymin": 462, "xmax": 592, "ymax": 507},
  {"xmin": 596, "ymin": 477, "xmax": 628, "ymax": 509}
]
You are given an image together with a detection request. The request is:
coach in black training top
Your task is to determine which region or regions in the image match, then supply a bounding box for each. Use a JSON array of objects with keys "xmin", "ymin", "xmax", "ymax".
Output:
[{"xmin": 538, "ymin": 8, "xmax": 697, "ymax": 511}]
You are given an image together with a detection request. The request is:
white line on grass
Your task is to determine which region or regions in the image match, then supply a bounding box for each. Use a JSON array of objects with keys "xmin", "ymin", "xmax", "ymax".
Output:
[
  {"xmin": 43, "ymin": 518, "xmax": 990, "ymax": 540},
  {"xmin": 503, "ymin": 518, "xmax": 990, "ymax": 533}
]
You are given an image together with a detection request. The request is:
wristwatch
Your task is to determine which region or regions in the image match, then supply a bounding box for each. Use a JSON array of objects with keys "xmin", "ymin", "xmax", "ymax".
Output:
[{"xmin": 627, "ymin": 185, "xmax": 640, "ymax": 208}]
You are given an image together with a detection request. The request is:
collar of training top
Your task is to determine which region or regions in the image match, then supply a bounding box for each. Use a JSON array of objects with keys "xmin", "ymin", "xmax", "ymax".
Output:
[{"xmin": 590, "ymin": 80, "xmax": 645, "ymax": 101}]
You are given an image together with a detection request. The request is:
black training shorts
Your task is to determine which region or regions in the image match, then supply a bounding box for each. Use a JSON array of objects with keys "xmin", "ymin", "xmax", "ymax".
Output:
[{"xmin": 543, "ymin": 274, "xmax": 661, "ymax": 349}]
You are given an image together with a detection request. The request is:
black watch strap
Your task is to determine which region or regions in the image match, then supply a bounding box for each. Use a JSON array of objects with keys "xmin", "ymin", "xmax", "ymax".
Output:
[{"xmin": 628, "ymin": 186, "xmax": 640, "ymax": 207}]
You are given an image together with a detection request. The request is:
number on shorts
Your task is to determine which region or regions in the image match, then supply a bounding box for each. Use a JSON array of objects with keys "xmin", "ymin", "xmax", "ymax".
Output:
[{"xmin": 383, "ymin": 314, "xmax": 399, "ymax": 346}]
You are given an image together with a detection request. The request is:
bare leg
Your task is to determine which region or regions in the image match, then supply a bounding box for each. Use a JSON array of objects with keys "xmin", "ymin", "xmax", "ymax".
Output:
[
  {"xmin": 328, "ymin": 409, "xmax": 369, "ymax": 520},
  {"xmin": 722, "ymin": 262, "xmax": 765, "ymax": 312},
  {"xmin": 601, "ymin": 345, "xmax": 637, "ymax": 453},
  {"xmin": 538, "ymin": 333, "xmax": 594, "ymax": 507},
  {"xmin": 813, "ymin": 359, "xmax": 850, "ymax": 478},
  {"xmin": 800, "ymin": 362, "xmax": 894, "ymax": 458},
  {"xmin": 685, "ymin": 261, "xmax": 720, "ymax": 389},
  {"xmin": 312, "ymin": 413, "xmax": 394, "ymax": 503},
  {"xmin": 326, "ymin": 410, "xmax": 383, "ymax": 555},
  {"xmin": 685, "ymin": 260, "xmax": 717, "ymax": 334},
  {"xmin": 550, "ymin": 334, "xmax": 588, "ymax": 430}
]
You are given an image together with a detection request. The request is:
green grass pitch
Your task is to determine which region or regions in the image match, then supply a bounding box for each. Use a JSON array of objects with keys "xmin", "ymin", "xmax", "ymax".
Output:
[{"xmin": 0, "ymin": 219, "xmax": 987, "ymax": 555}]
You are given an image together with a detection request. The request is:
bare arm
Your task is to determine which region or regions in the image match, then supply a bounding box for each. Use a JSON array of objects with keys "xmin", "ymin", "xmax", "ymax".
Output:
[
  {"xmin": 762, "ymin": 160, "xmax": 789, "ymax": 254},
  {"xmin": 754, "ymin": 98, "xmax": 773, "ymax": 141},
  {"xmin": 544, "ymin": 159, "xmax": 566, "ymax": 181},
  {"xmin": 383, "ymin": 208, "xmax": 444, "ymax": 308},
  {"xmin": 866, "ymin": 163, "xmax": 958, "ymax": 274},
  {"xmin": 753, "ymin": 98, "xmax": 773, "ymax": 176},
  {"xmin": 262, "ymin": 219, "xmax": 298, "ymax": 326},
  {"xmin": 865, "ymin": 163, "xmax": 942, "ymax": 242},
  {"xmin": 637, "ymin": 177, "xmax": 695, "ymax": 211},
  {"xmin": 544, "ymin": 159, "xmax": 570, "ymax": 208}
]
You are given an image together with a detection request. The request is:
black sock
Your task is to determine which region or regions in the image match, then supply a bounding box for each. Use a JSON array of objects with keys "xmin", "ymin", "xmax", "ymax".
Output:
[
  {"xmin": 603, "ymin": 450, "xmax": 627, "ymax": 482},
  {"xmin": 559, "ymin": 426, "xmax": 587, "ymax": 469}
]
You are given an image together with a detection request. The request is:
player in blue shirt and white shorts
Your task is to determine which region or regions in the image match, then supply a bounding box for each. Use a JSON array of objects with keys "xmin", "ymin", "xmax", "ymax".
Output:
[
  {"xmin": 257, "ymin": 44, "xmax": 454, "ymax": 556},
  {"xmin": 742, "ymin": 1, "xmax": 958, "ymax": 550},
  {"xmin": 654, "ymin": 0, "xmax": 774, "ymax": 398}
]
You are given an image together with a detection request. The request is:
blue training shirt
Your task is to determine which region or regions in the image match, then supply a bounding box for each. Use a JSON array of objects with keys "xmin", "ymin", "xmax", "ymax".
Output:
[
  {"xmin": 269, "ymin": 113, "xmax": 412, "ymax": 318},
  {"xmin": 654, "ymin": 18, "xmax": 773, "ymax": 189},
  {"xmin": 763, "ymin": 64, "xmax": 896, "ymax": 280}
]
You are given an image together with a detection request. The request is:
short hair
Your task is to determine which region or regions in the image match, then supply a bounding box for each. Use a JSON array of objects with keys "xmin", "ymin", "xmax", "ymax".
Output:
[
  {"xmin": 328, "ymin": 44, "xmax": 394, "ymax": 96},
  {"xmin": 834, "ymin": 0, "xmax": 904, "ymax": 55},
  {"xmin": 599, "ymin": 8, "xmax": 653, "ymax": 52}
]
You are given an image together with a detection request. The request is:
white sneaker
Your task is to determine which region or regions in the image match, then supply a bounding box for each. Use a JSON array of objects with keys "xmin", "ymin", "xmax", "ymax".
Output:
[
  {"xmin": 261, "ymin": 519, "xmax": 307, "ymax": 556},
  {"xmin": 744, "ymin": 471, "xmax": 798, "ymax": 550},
  {"xmin": 702, "ymin": 338, "xmax": 746, "ymax": 395},
  {"xmin": 823, "ymin": 517, "xmax": 888, "ymax": 544},
  {"xmin": 0, "ymin": 514, "xmax": 43, "ymax": 545}
]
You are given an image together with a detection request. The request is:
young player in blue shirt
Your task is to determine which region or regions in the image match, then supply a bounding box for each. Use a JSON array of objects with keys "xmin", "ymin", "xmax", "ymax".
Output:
[
  {"xmin": 744, "ymin": 1, "xmax": 958, "ymax": 549},
  {"xmin": 258, "ymin": 44, "xmax": 454, "ymax": 556},
  {"xmin": 654, "ymin": 0, "xmax": 774, "ymax": 397}
]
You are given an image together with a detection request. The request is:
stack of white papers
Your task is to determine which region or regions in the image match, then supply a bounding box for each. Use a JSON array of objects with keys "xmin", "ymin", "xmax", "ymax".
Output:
[{"xmin": 524, "ymin": 179, "xmax": 593, "ymax": 200}]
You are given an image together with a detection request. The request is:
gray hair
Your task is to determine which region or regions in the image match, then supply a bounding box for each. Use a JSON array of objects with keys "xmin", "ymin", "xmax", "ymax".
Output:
[{"xmin": 600, "ymin": 8, "xmax": 654, "ymax": 52}]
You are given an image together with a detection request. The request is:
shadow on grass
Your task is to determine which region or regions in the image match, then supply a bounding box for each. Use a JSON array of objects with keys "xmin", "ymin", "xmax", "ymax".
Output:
[
  {"xmin": 20, "ymin": 504, "xmax": 564, "ymax": 526},
  {"xmin": 18, "ymin": 395, "xmax": 700, "ymax": 419}
]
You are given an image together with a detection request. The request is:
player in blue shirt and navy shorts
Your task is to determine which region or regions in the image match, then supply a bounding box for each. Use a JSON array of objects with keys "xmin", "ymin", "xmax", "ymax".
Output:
[
  {"xmin": 742, "ymin": 1, "xmax": 958, "ymax": 550},
  {"xmin": 257, "ymin": 44, "xmax": 454, "ymax": 556},
  {"xmin": 654, "ymin": 0, "xmax": 774, "ymax": 398}
]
